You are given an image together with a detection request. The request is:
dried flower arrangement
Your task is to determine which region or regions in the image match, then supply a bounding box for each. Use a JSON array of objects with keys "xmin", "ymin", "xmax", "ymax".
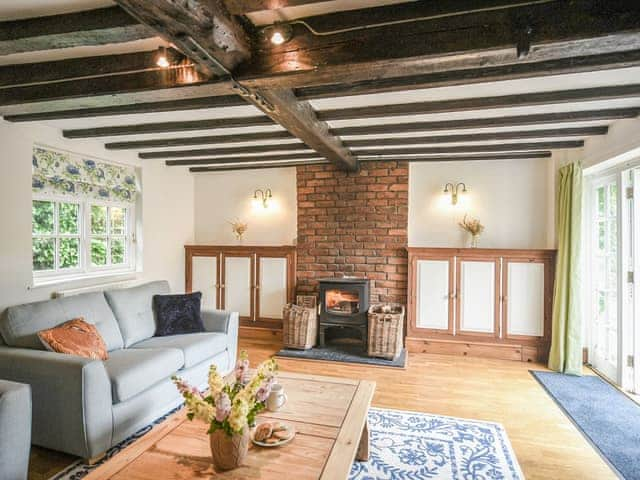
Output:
[
  {"xmin": 228, "ymin": 219, "xmax": 248, "ymax": 240},
  {"xmin": 459, "ymin": 214, "xmax": 485, "ymax": 247}
]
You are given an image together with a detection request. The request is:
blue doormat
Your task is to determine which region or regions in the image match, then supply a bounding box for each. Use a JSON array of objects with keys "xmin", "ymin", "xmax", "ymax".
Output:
[
  {"xmin": 276, "ymin": 344, "xmax": 407, "ymax": 368},
  {"xmin": 531, "ymin": 370, "xmax": 640, "ymax": 479}
]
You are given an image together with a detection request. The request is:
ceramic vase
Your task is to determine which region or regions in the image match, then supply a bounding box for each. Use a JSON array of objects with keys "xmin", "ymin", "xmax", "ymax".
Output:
[{"xmin": 209, "ymin": 428, "xmax": 249, "ymax": 471}]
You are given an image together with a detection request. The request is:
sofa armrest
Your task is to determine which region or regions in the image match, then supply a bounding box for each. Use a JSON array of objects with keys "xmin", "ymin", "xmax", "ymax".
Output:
[
  {"xmin": 0, "ymin": 380, "xmax": 31, "ymax": 480},
  {"xmin": 0, "ymin": 346, "xmax": 112, "ymax": 459},
  {"xmin": 202, "ymin": 310, "xmax": 239, "ymax": 372}
]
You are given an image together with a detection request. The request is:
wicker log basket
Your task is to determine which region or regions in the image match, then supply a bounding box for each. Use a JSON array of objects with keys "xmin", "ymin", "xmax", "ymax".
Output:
[
  {"xmin": 282, "ymin": 296, "xmax": 318, "ymax": 350},
  {"xmin": 367, "ymin": 304, "xmax": 405, "ymax": 360}
]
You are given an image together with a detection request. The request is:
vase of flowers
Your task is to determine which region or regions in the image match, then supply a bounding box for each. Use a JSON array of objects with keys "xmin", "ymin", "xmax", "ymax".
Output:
[
  {"xmin": 458, "ymin": 214, "xmax": 485, "ymax": 248},
  {"xmin": 173, "ymin": 351, "xmax": 278, "ymax": 471}
]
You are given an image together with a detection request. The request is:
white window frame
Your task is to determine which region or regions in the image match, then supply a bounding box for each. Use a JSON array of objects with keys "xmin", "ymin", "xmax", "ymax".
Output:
[{"xmin": 32, "ymin": 193, "xmax": 137, "ymax": 284}]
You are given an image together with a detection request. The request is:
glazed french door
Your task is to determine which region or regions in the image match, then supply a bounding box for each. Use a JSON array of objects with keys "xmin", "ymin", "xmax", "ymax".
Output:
[{"xmin": 589, "ymin": 176, "xmax": 620, "ymax": 382}]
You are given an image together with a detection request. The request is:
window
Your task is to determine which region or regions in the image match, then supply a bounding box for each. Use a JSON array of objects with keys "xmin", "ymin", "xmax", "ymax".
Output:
[
  {"xmin": 32, "ymin": 199, "xmax": 81, "ymax": 272},
  {"xmin": 89, "ymin": 204, "xmax": 129, "ymax": 267},
  {"xmin": 589, "ymin": 176, "xmax": 620, "ymax": 383},
  {"xmin": 31, "ymin": 145, "xmax": 139, "ymax": 284},
  {"xmin": 32, "ymin": 198, "xmax": 135, "ymax": 280}
]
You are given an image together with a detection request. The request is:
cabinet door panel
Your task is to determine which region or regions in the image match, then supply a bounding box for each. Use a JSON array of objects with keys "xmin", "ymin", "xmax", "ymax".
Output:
[
  {"xmin": 506, "ymin": 262, "xmax": 545, "ymax": 337},
  {"xmin": 416, "ymin": 259, "xmax": 451, "ymax": 331},
  {"xmin": 258, "ymin": 257, "xmax": 288, "ymax": 320},
  {"xmin": 458, "ymin": 260, "xmax": 498, "ymax": 335},
  {"xmin": 192, "ymin": 256, "xmax": 218, "ymax": 310},
  {"xmin": 223, "ymin": 255, "xmax": 253, "ymax": 319}
]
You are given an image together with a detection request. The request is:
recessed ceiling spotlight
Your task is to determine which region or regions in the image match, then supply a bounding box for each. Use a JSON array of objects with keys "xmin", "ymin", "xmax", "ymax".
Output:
[{"xmin": 263, "ymin": 23, "xmax": 293, "ymax": 45}]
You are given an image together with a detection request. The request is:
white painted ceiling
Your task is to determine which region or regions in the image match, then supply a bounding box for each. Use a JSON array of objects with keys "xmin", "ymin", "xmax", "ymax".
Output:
[{"xmin": 0, "ymin": 0, "xmax": 114, "ymax": 20}]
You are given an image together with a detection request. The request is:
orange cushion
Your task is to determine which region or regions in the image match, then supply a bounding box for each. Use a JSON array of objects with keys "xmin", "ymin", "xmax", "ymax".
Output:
[{"xmin": 38, "ymin": 317, "xmax": 108, "ymax": 360}]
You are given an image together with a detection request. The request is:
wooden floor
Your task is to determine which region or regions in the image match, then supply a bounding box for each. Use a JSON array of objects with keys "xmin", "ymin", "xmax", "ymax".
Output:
[{"xmin": 29, "ymin": 339, "xmax": 615, "ymax": 480}]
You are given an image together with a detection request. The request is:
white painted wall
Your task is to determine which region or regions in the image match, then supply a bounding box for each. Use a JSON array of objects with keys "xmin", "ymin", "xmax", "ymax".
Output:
[
  {"xmin": 194, "ymin": 168, "xmax": 297, "ymax": 245},
  {"xmin": 408, "ymin": 158, "xmax": 555, "ymax": 249},
  {"xmin": 0, "ymin": 119, "xmax": 194, "ymax": 313}
]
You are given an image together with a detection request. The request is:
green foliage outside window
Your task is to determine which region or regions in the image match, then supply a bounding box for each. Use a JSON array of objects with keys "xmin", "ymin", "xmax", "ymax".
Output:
[
  {"xmin": 33, "ymin": 238, "xmax": 54, "ymax": 271},
  {"xmin": 91, "ymin": 238, "xmax": 108, "ymax": 266},
  {"xmin": 33, "ymin": 200, "xmax": 129, "ymax": 273},
  {"xmin": 32, "ymin": 200, "xmax": 54, "ymax": 235}
]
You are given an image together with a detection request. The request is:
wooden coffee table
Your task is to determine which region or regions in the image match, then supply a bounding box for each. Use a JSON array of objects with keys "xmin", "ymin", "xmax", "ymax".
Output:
[{"xmin": 85, "ymin": 372, "xmax": 376, "ymax": 480}]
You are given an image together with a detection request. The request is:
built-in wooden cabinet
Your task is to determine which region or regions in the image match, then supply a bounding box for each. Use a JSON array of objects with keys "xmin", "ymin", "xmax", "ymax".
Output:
[
  {"xmin": 185, "ymin": 245, "xmax": 296, "ymax": 328},
  {"xmin": 407, "ymin": 248, "xmax": 555, "ymax": 362}
]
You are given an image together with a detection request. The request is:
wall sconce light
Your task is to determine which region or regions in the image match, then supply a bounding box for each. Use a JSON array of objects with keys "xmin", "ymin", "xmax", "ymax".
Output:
[
  {"xmin": 443, "ymin": 182, "xmax": 467, "ymax": 205},
  {"xmin": 263, "ymin": 23, "xmax": 293, "ymax": 45},
  {"xmin": 253, "ymin": 188, "xmax": 273, "ymax": 209}
]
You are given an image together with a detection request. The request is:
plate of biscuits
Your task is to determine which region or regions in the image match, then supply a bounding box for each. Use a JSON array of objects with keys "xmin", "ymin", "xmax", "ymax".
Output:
[{"xmin": 251, "ymin": 421, "xmax": 296, "ymax": 447}]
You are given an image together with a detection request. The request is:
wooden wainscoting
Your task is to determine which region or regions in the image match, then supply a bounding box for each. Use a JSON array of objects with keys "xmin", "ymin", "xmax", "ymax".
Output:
[{"xmin": 407, "ymin": 247, "xmax": 556, "ymax": 362}]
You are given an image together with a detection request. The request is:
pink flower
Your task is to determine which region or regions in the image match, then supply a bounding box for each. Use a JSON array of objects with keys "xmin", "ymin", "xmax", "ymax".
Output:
[
  {"xmin": 215, "ymin": 392, "xmax": 231, "ymax": 422},
  {"xmin": 256, "ymin": 377, "xmax": 275, "ymax": 402},
  {"xmin": 235, "ymin": 358, "xmax": 250, "ymax": 384}
]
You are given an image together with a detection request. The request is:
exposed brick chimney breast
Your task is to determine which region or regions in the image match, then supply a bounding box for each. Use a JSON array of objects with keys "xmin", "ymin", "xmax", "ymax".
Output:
[{"xmin": 296, "ymin": 161, "xmax": 408, "ymax": 304}]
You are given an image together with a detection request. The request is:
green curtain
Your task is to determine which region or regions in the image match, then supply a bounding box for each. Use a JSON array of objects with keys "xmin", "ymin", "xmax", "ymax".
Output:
[{"xmin": 548, "ymin": 161, "xmax": 583, "ymax": 375}]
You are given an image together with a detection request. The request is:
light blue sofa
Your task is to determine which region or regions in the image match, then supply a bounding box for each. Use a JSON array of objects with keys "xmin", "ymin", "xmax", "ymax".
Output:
[
  {"xmin": 0, "ymin": 281, "xmax": 239, "ymax": 461},
  {"xmin": 0, "ymin": 380, "xmax": 31, "ymax": 480}
]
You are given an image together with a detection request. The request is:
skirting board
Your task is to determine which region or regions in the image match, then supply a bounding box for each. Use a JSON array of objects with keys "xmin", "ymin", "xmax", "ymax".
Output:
[{"xmin": 406, "ymin": 337, "xmax": 548, "ymax": 363}]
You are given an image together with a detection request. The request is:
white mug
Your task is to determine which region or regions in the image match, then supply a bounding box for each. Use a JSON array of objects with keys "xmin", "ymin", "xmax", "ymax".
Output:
[{"xmin": 266, "ymin": 384, "xmax": 287, "ymax": 412}]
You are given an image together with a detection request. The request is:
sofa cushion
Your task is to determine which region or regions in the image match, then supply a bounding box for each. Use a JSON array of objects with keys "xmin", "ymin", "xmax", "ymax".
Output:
[
  {"xmin": 131, "ymin": 332, "xmax": 228, "ymax": 369},
  {"xmin": 1, "ymin": 292, "xmax": 124, "ymax": 351},
  {"xmin": 153, "ymin": 292, "xmax": 204, "ymax": 336},
  {"xmin": 38, "ymin": 317, "xmax": 109, "ymax": 360},
  {"xmin": 104, "ymin": 281, "xmax": 170, "ymax": 347},
  {"xmin": 103, "ymin": 348, "xmax": 183, "ymax": 403}
]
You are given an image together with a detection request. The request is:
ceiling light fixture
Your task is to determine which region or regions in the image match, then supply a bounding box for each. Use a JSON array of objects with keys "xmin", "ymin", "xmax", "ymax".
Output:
[
  {"xmin": 263, "ymin": 23, "xmax": 293, "ymax": 45},
  {"xmin": 155, "ymin": 46, "xmax": 171, "ymax": 68}
]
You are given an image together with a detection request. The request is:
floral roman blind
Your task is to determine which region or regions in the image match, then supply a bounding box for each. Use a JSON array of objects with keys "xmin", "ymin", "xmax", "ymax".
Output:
[{"xmin": 32, "ymin": 146, "xmax": 138, "ymax": 203}]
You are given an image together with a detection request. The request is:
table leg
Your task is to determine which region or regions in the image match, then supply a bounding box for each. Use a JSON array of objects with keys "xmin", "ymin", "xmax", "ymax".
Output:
[{"xmin": 356, "ymin": 419, "xmax": 369, "ymax": 462}]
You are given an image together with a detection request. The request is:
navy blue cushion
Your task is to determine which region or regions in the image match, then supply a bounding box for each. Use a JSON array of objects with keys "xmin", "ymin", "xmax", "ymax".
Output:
[{"xmin": 152, "ymin": 292, "xmax": 204, "ymax": 336}]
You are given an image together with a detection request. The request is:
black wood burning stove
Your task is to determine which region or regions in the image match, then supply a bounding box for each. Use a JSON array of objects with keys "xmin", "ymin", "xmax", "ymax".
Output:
[{"xmin": 318, "ymin": 278, "xmax": 370, "ymax": 349}]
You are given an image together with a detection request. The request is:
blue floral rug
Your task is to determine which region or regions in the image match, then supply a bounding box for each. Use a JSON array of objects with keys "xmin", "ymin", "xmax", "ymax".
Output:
[
  {"xmin": 350, "ymin": 408, "xmax": 523, "ymax": 480},
  {"xmin": 50, "ymin": 407, "xmax": 522, "ymax": 480}
]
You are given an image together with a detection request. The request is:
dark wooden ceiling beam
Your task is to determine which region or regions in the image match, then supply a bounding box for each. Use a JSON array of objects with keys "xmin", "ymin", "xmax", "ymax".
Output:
[
  {"xmin": 114, "ymin": 0, "xmax": 251, "ymax": 75},
  {"xmin": 237, "ymin": 0, "xmax": 640, "ymax": 90},
  {"xmin": 105, "ymin": 130, "xmax": 294, "ymax": 150},
  {"xmin": 359, "ymin": 152, "xmax": 553, "ymax": 162},
  {"xmin": 331, "ymin": 108, "xmax": 640, "ymax": 136},
  {"xmin": 343, "ymin": 127, "xmax": 608, "ymax": 147},
  {"xmin": 0, "ymin": 50, "xmax": 233, "ymax": 116},
  {"xmin": 3, "ymin": 95, "xmax": 246, "ymax": 122},
  {"xmin": 0, "ymin": 6, "xmax": 154, "ymax": 55},
  {"xmin": 190, "ymin": 161, "xmax": 329, "ymax": 172},
  {"xmin": 252, "ymin": 88, "xmax": 356, "ymax": 170},
  {"xmin": 63, "ymin": 115, "xmax": 275, "ymax": 139},
  {"xmin": 139, "ymin": 142, "xmax": 309, "ymax": 158},
  {"xmin": 353, "ymin": 141, "xmax": 583, "ymax": 157},
  {"xmin": 296, "ymin": 50, "xmax": 640, "ymax": 100},
  {"xmin": 166, "ymin": 152, "xmax": 321, "ymax": 166},
  {"xmin": 319, "ymin": 85, "xmax": 640, "ymax": 121},
  {"xmin": 114, "ymin": 0, "xmax": 356, "ymax": 170}
]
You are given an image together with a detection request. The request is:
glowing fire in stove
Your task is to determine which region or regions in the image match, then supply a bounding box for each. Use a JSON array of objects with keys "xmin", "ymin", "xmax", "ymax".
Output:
[{"xmin": 325, "ymin": 289, "xmax": 360, "ymax": 313}]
